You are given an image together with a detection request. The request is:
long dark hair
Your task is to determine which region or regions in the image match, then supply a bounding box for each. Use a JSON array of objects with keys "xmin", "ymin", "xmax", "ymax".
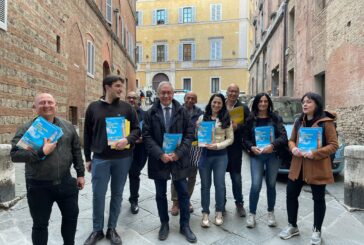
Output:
[
  {"xmin": 299, "ymin": 92, "xmax": 324, "ymax": 123},
  {"xmin": 251, "ymin": 92, "xmax": 274, "ymax": 116},
  {"xmin": 204, "ymin": 93, "xmax": 231, "ymax": 129}
]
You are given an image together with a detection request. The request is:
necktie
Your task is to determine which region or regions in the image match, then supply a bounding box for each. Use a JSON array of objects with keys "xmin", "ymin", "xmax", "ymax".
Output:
[{"xmin": 165, "ymin": 107, "xmax": 171, "ymax": 131}]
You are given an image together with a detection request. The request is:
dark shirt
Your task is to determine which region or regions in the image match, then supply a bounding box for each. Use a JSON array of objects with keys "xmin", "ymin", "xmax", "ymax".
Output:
[{"xmin": 84, "ymin": 99, "xmax": 141, "ymax": 162}]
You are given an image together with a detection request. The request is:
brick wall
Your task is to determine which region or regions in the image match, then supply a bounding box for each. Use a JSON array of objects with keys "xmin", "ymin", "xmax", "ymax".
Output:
[
  {"xmin": 249, "ymin": 0, "xmax": 364, "ymax": 145},
  {"xmin": 0, "ymin": 0, "xmax": 136, "ymax": 143}
]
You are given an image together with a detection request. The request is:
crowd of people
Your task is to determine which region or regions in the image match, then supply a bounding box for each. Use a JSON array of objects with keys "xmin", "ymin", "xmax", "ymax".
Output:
[{"xmin": 10, "ymin": 76, "xmax": 338, "ymax": 245}]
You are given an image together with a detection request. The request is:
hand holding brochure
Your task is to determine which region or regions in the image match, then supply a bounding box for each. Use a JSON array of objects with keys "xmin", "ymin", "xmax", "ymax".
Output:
[
  {"xmin": 198, "ymin": 121, "xmax": 215, "ymax": 147},
  {"xmin": 298, "ymin": 127, "xmax": 323, "ymax": 153},
  {"xmin": 16, "ymin": 116, "xmax": 63, "ymax": 151},
  {"xmin": 255, "ymin": 126, "xmax": 274, "ymax": 150},
  {"xmin": 229, "ymin": 106, "xmax": 244, "ymax": 124},
  {"xmin": 162, "ymin": 133, "xmax": 182, "ymax": 154},
  {"xmin": 105, "ymin": 117, "xmax": 131, "ymax": 150}
]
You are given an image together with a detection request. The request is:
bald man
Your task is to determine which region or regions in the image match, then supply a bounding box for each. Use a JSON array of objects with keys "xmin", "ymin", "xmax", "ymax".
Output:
[
  {"xmin": 170, "ymin": 91, "xmax": 203, "ymax": 216},
  {"xmin": 11, "ymin": 93, "xmax": 85, "ymax": 245},
  {"xmin": 225, "ymin": 83, "xmax": 250, "ymax": 217}
]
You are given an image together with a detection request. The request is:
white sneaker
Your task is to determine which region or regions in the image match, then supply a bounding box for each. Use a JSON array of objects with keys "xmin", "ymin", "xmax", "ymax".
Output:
[
  {"xmin": 279, "ymin": 224, "xmax": 300, "ymax": 240},
  {"xmin": 246, "ymin": 213, "xmax": 256, "ymax": 228},
  {"xmin": 311, "ymin": 228, "xmax": 322, "ymax": 245},
  {"xmin": 201, "ymin": 213, "xmax": 210, "ymax": 228},
  {"xmin": 267, "ymin": 211, "xmax": 277, "ymax": 227},
  {"xmin": 215, "ymin": 211, "xmax": 223, "ymax": 226}
]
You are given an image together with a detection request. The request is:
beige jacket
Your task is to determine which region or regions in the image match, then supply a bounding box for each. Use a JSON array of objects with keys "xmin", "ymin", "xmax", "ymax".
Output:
[{"xmin": 197, "ymin": 115, "xmax": 234, "ymax": 150}]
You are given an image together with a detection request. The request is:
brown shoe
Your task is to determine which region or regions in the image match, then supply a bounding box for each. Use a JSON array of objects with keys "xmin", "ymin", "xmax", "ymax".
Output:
[
  {"xmin": 171, "ymin": 201, "xmax": 179, "ymax": 216},
  {"xmin": 189, "ymin": 203, "xmax": 194, "ymax": 213}
]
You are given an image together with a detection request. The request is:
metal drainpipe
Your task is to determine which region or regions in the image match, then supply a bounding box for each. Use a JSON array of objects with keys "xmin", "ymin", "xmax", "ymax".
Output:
[{"xmin": 282, "ymin": 1, "xmax": 288, "ymax": 96}]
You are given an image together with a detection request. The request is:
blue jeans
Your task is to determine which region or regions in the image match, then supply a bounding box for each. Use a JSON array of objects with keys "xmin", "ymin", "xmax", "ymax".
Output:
[
  {"xmin": 230, "ymin": 172, "xmax": 243, "ymax": 204},
  {"xmin": 249, "ymin": 153, "xmax": 280, "ymax": 214},
  {"xmin": 154, "ymin": 178, "xmax": 190, "ymax": 227},
  {"xmin": 199, "ymin": 152, "xmax": 228, "ymax": 214},
  {"xmin": 91, "ymin": 157, "xmax": 132, "ymax": 231}
]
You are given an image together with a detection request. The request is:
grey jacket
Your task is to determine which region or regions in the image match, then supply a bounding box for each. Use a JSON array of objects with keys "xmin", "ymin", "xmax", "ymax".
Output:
[{"xmin": 11, "ymin": 117, "xmax": 85, "ymax": 181}]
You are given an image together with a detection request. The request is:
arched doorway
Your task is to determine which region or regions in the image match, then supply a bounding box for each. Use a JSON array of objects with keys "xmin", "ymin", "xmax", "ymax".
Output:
[{"xmin": 152, "ymin": 73, "xmax": 169, "ymax": 90}]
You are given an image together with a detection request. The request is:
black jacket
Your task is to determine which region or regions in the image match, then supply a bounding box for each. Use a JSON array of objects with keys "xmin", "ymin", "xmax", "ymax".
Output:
[
  {"xmin": 226, "ymin": 100, "xmax": 250, "ymax": 173},
  {"xmin": 84, "ymin": 99, "xmax": 140, "ymax": 162},
  {"xmin": 142, "ymin": 99, "xmax": 194, "ymax": 180},
  {"xmin": 243, "ymin": 112, "xmax": 288, "ymax": 158},
  {"xmin": 11, "ymin": 117, "xmax": 85, "ymax": 181},
  {"xmin": 184, "ymin": 104, "xmax": 203, "ymax": 141}
]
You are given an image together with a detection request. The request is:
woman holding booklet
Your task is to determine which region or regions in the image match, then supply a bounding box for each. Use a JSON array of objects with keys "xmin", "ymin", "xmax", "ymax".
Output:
[
  {"xmin": 243, "ymin": 93, "xmax": 288, "ymax": 228},
  {"xmin": 197, "ymin": 93, "xmax": 234, "ymax": 227},
  {"xmin": 279, "ymin": 92, "xmax": 338, "ymax": 245}
]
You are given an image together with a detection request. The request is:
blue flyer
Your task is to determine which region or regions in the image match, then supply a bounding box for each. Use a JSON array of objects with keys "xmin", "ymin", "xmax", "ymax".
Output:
[
  {"xmin": 162, "ymin": 133, "xmax": 182, "ymax": 154},
  {"xmin": 198, "ymin": 121, "xmax": 215, "ymax": 147},
  {"xmin": 16, "ymin": 116, "xmax": 64, "ymax": 151},
  {"xmin": 105, "ymin": 117, "xmax": 126, "ymax": 146},
  {"xmin": 298, "ymin": 127, "xmax": 323, "ymax": 152},
  {"xmin": 255, "ymin": 126, "xmax": 274, "ymax": 149}
]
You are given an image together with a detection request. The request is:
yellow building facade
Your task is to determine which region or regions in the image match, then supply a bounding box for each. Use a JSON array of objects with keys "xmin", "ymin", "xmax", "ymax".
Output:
[{"xmin": 136, "ymin": 0, "xmax": 252, "ymax": 102}]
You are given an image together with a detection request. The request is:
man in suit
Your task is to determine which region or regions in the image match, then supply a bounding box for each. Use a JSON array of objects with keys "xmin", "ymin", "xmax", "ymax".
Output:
[{"xmin": 142, "ymin": 82, "xmax": 197, "ymax": 243}]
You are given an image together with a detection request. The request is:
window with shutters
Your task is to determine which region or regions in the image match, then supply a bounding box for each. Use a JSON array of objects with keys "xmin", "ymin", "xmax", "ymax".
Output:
[
  {"xmin": 106, "ymin": 0, "xmax": 112, "ymax": 24},
  {"xmin": 210, "ymin": 39, "xmax": 222, "ymax": 60},
  {"xmin": 211, "ymin": 78, "xmax": 220, "ymax": 93},
  {"xmin": 136, "ymin": 11, "xmax": 143, "ymax": 26},
  {"xmin": 157, "ymin": 45, "xmax": 165, "ymax": 62},
  {"xmin": 87, "ymin": 41, "xmax": 95, "ymax": 77},
  {"xmin": 183, "ymin": 7, "xmax": 192, "ymax": 23},
  {"xmin": 183, "ymin": 44, "xmax": 192, "ymax": 61},
  {"xmin": 211, "ymin": 4, "xmax": 222, "ymax": 21},
  {"xmin": 156, "ymin": 9, "xmax": 166, "ymax": 25},
  {"xmin": 183, "ymin": 78, "xmax": 192, "ymax": 91},
  {"xmin": 0, "ymin": 0, "xmax": 7, "ymax": 31}
]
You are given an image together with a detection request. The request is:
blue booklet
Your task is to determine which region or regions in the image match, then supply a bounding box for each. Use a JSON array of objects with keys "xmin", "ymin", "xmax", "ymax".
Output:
[
  {"xmin": 16, "ymin": 116, "xmax": 64, "ymax": 151},
  {"xmin": 162, "ymin": 133, "xmax": 182, "ymax": 154},
  {"xmin": 198, "ymin": 121, "xmax": 215, "ymax": 147},
  {"xmin": 105, "ymin": 117, "xmax": 126, "ymax": 146},
  {"xmin": 298, "ymin": 127, "xmax": 323, "ymax": 152},
  {"xmin": 139, "ymin": 120, "xmax": 143, "ymax": 130},
  {"xmin": 255, "ymin": 126, "xmax": 275, "ymax": 149}
]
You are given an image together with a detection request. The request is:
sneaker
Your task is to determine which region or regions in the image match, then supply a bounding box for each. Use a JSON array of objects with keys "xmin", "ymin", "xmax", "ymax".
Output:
[
  {"xmin": 215, "ymin": 211, "xmax": 224, "ymax": 226},
  {"xmin": 279, "ymin": 224, "xmax": 300, "ymax": 240},
  {"xmin": 246, "ymin": 213, "xmax": 256, "ymax": 228},
  {"xmin": 84, "ymin": 230, "xmax": 105, "ymax": 245},
  {"xmin": 236, "ymin": 202, "xmax": 246, "ymax": 217},
  {"xmin": 311, "ymin": 228, "xmax": 322, "ymax": 245},
  {"xmin": 267, "ymin": 211, "xmax": 277, "ymax": 227},
  {"xmin": 201, "ymin": 213, "xmax": 210, "ymax": 228},
  {"xmin": 130, "ymin": 202, "xmax": 139, "ymax": 214},
  {"xmin": 170, "ymin": 201, "xmax": 179, "ymax": 216}
]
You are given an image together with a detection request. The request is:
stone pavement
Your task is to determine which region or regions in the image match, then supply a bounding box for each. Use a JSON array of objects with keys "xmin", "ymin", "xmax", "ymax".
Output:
[{"xmin": 1, "ymin": 154, "xmax": 364, "ymax": 245}]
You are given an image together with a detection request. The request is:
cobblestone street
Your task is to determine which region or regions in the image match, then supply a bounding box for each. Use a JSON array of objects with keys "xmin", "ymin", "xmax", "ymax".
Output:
[{"xmin": 1, "ymin": 154, "xmax": 364, "ymax": 245}]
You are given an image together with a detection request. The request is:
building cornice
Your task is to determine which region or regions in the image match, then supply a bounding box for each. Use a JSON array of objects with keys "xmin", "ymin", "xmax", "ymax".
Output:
[{"xmin": 136, "ymin": 18, "xmax": 250, "ymax": 29}]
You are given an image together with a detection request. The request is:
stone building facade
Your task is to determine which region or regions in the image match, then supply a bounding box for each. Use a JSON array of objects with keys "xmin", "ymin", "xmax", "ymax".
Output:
[
  {"xmin": 249, "ymin": 0, "xmax": 364, "ymax": 145},
  {"xmin": 135, "ymin": 0, "xmax": 253, "ymax": 103},
  {"xmin": 0, "ymin": 0, "xmax": 137, "ymax": 143}
]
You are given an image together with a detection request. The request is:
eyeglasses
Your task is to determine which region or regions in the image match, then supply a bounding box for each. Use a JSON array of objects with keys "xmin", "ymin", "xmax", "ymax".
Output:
[{"xmin": 127, "ymin": 96, "xmax": 137, "ymax": 99}]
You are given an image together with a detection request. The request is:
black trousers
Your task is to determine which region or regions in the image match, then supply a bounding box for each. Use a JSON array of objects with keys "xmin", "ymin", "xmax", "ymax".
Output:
[
  {"xmin": 26, "ymin": 176, "xmax": 79, "ymax": 245},
  {"xmin": 286, "ymin": 178, "xmax": 326, "ymax": 231},
  {"xmin": 128, "ymin": 143, "xmax": 148, "ymax": 203}
]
